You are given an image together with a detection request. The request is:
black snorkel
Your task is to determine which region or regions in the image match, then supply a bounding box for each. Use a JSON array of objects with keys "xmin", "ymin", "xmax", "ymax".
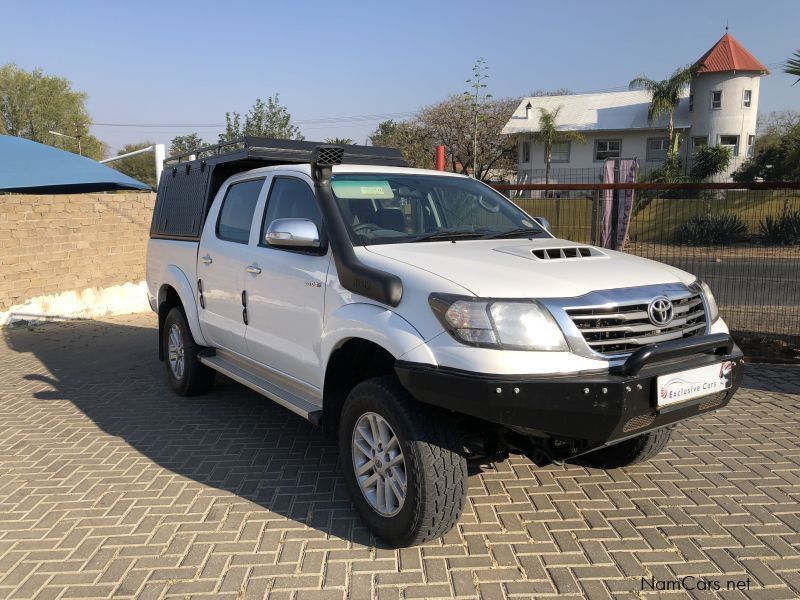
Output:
[{"xmin": 311, "ymin": 146, "xmax": 403, "ymax": 307}]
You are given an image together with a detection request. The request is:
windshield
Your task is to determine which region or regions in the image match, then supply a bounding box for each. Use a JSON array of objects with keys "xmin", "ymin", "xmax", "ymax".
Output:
[{"xmin": 330, "ymin": 173, "xmax": 549, "ymax": 246}]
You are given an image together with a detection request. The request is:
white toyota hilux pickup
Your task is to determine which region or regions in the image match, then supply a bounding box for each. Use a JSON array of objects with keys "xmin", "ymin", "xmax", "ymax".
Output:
[{"xmin": 146, "ymin": 138, "xmax": 743, "ymax": 547}]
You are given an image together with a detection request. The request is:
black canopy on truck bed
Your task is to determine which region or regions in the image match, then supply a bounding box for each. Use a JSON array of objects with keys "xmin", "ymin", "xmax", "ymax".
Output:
[{"xmin": 150, "ymin": 136, "xmax": 406, "ymax": 241}]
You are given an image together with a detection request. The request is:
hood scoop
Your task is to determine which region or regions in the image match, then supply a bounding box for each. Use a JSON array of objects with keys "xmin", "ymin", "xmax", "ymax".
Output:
[
  {"xmin": 531, "ymin": 246, "xmax": 604, "ymax": 260},
  {"xmin": 494, "ymin": 244, "xmax": 607, "ymax": 262}
]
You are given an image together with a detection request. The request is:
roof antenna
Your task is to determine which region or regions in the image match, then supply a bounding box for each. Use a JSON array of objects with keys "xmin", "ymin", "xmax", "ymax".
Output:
[{"xmin": 725, "ymin": 19, "xmax": 729, "ymax": 33}]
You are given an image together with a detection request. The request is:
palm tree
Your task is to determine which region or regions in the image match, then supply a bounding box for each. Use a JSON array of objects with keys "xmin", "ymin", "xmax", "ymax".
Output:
[
  {"xmin": 784, "ymin": 49, "xmax": 800, "ymax": 84},
  {"xmin": 629, "ymin": 66, "xmax": 693, "ymax": 152},
  {"xmin": 530, "ymin": 106, "xmax": 585, "ymax": 185},
  {"xmin": 324, "ymin": 137, "xmax": 354, "ymax": 145}
]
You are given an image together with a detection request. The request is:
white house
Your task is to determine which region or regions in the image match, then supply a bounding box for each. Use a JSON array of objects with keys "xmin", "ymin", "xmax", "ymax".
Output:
[{"xmin": 502, "ymin": 33, "xmax": 769, "ymax": 182}]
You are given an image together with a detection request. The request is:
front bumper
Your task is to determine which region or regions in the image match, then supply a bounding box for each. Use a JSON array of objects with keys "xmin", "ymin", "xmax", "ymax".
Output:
[{"xmin": 395, "ymin": 333, "xmax": 744, "ymax": 445}]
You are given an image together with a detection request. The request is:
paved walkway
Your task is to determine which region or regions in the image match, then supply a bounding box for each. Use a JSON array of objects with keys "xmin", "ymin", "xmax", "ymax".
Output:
[{"xmin": 0, "ymin": 314, "xmax": 798, "ymax": 599}]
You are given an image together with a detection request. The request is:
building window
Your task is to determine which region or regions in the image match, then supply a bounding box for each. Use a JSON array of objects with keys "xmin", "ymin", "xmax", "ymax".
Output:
[
  {"xmin": 711, "ymin": 90, "xmax": 723, "ymax": 110},
  {"xmin": 521, "ymin": 141, "xmax": 530, "ymax": 163},
  {"xmin": 545, "ymin": 141, "xmax": 570, "ymax": 163},
  {"xmin": 689, "ymin": 94, "xmax": 694, "ymax": 112},
  {"xmin": 747, "ymin": 134, "xmax": 756, "ymax": 157},
  {"xmin": 743, "ymin": 89, "xmax": 752, "ymax": 108},
  {"xmin": 594, "ymin": 139, "xmax": 621, "ymax": 161},
  {"xmin": 719, "ymin": 135, "xmax": 740, "ymax": 157},
  {"xmin": 692, "ymin": 136, "xmax": 708, "ymax": 151},
  {"xmin": 646, "ymin": 138, "xmax": 670, "ymax": 162}
]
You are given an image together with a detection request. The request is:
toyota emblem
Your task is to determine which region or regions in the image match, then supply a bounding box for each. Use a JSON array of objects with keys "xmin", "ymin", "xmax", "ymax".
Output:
[{"xmin": 648, "ymin": 297, "xmax": 674, "ymax": 327}]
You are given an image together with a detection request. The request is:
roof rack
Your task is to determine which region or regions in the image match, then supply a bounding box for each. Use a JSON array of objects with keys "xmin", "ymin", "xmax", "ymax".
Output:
[
  {"xmin": 152, "ymin": 138, "xmax": 408, "ymax": 241},
  {"xmin": 164, "ymin": 136, "xmax": 407, "ymax": 168}
]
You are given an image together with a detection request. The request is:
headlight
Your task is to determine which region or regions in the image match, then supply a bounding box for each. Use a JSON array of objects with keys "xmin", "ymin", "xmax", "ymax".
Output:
[
  {"xmin": 429, "ymin": 293, "xmax": 568, "ymax": 351},
  {"xmin": 692, "ymin": 280, "xmax": 720, "ymax": 323}
]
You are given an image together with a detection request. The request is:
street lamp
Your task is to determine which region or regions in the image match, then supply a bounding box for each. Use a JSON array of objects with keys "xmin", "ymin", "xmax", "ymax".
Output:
[{"xmin": 48, "ymin": 129, "xmax": 82, "ymax": 156}]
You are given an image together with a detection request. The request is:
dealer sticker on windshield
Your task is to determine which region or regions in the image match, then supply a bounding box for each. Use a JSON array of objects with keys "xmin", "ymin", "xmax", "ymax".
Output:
[{"xmin": 656, "ymin": 361, "xmax": 733, "ymax": 408}]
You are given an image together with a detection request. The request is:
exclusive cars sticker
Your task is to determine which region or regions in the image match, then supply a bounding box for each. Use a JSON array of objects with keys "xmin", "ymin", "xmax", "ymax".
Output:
[{"xmin": 656, "ymin": 361, "xmax": 733, "ymax": 408}]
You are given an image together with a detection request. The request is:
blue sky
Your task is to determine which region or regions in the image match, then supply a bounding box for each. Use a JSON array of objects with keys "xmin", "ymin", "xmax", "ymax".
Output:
[{"xmin": 4, "ymin": 0, "xmax": 798, "ymax": 154}]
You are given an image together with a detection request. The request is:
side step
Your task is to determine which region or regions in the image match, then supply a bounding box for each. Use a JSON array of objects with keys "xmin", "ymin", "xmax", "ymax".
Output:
[{"xmin": 198, "ymin": 350, "xmax": 322, "ymax": 426}]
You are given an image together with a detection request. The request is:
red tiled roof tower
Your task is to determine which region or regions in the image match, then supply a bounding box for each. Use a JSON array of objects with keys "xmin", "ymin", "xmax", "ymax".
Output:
[{"xmin": 693, "ymin": 33, "xmax": 770, "ymax": 74}]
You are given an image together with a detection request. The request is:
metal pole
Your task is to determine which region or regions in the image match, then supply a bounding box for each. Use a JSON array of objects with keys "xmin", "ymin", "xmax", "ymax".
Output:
[
  {"xmin": 154, "ymin": 144, "xmax": 166, "ymax": 187},
  {"xmin": 74, "ymin": 122, "xmax": 83, "ymax": 156},
  {"xmin": 100, "ymin": 144, "xmax": 166, "ymax": 187},
  {"xmin": 434, "ymin": 146, "xmax": 445, "ymax": 171},
  {"xmin": 100, "ymin": 146, "xmax": 157, "ymax": 163}
]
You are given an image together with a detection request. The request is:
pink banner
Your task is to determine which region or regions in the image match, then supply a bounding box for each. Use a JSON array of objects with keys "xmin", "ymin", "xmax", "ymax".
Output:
[{"xmin": 601, "ymin": 158, "xmax": 637, "ymax": 250}]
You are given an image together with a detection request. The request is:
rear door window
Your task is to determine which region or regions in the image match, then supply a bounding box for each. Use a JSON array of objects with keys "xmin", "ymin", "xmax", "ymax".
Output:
[{"xmin": 216, "ymin": 179, "xmax": 264, "ymax": 243}]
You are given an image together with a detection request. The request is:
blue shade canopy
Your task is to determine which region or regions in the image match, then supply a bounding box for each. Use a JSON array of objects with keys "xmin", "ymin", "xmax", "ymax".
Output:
[{"xmin": 0, "ymin": 135, "xmax": 152, "ymax": 193}]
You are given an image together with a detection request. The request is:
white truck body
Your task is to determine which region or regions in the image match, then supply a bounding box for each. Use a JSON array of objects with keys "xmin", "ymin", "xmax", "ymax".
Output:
[{"xmin": 145, "ymin": 141, "xmax": 743, "ymax": 546}]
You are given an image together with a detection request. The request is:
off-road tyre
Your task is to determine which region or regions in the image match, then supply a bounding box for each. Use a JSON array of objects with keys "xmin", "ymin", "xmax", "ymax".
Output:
[
  {"xmin": 163, "ymin": 307, "xmax": 215, "ymax": 396},
  {"xmin": 339, "ymin": 375, "xmax": 467, "ymax": 547},
  {"xmin": 581, "ymin": 426, "xmax": 674, "ymax": 469}
]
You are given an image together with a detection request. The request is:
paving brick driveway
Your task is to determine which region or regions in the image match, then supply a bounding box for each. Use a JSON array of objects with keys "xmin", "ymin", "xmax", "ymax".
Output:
[{"xmin": 0, "ymin": 314, "xmax": 798, "ymax": 600}]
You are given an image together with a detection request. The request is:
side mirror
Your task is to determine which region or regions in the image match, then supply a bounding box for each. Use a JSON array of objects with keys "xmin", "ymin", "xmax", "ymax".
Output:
[
  {"xmin": 265, "ymin": 218, "xmax": 320, "ymax": 248},
  {"xmin": 534, "ymin": 216, "xmax": 551, "ymax": 232}
]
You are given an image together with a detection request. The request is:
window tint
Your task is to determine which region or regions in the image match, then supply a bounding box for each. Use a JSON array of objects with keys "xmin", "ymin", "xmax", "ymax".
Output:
[
  {"xmin": 330, "ymin": 174, "xmax": 546, "ymax": 246},
  {"xmin": 216, "ymin": 179, "xmax": 264, "ymax": 243},
  {"xmin": 711, "ymin": 90, "xmax": 722, "ymax": 109},
  {"xmin": 743, "ymin": 89, "xmax": 752, "ymax": 107},
  {"xmin": 262, "ymin": 177, "xmax": 322, "ymax": 236}
]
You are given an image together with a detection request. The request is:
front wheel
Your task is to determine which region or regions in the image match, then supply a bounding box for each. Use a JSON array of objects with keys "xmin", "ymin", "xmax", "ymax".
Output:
[
  {"xmin": 580, "ymin": 426, "xmax": 674, "ymax": 469},
  {"xmin": 339, "ymin": 375, "xmax": 467, "ymax": 547}
]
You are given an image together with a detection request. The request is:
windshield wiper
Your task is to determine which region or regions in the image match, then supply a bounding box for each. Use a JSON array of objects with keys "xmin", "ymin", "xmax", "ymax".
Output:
[
  {"xmin": 410, "ymin": 230, "xmax": 488, "ymax": 242},
  {"xmin": 484, "ymin": 227, "xmax": 544, "ymax": 239}
]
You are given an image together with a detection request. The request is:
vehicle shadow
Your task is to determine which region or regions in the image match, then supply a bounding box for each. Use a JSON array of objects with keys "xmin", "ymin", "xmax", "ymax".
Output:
[{"xmin": 2, "ymin": 317, "xmax": 384, "ymax": 547}]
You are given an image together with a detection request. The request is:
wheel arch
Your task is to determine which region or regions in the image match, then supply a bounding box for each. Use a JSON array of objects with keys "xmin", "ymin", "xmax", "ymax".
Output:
[
  {"xmin": 156, "ymin": 265, "xmax": 207, "ymax": 360},
  {"xmin": 322, "ymin": 337, "xmax": 398, "ymax": 435}
]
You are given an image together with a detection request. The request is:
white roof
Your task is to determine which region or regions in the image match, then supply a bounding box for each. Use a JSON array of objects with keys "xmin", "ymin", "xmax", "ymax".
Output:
[{"xmin": 502, "ymin": 90, "xmax": 690, "ymax": 135}]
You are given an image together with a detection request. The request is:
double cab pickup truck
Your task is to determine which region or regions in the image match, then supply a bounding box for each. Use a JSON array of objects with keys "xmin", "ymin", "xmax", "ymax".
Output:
[{"xmin": 146, "ymin": 137, "xmax": 743, "ymax": 547}]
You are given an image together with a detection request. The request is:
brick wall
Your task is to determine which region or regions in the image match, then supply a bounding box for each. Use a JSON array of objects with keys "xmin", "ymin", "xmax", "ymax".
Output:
[{"xmin": 0, "ymin": 192, "xmax": 156, "ymax": 311}]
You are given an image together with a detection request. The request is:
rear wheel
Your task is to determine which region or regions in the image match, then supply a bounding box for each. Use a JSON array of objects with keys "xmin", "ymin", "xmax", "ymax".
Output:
[
  {"xmin": 163, "ymin": 307, "xmax": 215, "ymax": 396},
  {"xmin": 339, "ymin": 375, "xmax": 467, "ymax": 547},
  {"xmin": 581, "ymin": 426, "xmax": 674, "ymax": 469}
]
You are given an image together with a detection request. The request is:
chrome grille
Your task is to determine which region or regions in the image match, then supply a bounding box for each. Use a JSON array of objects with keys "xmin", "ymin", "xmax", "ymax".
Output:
[{"xmin": 566, "ymin": 293, "xmax": 707, "ymax": 356}]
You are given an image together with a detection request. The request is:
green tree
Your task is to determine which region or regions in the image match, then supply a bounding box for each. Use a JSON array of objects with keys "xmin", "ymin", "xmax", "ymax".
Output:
[
  {"xmin": 219, "ymin": 94, "xmax": 304, "ymax": 142},
  {"xmin": 629, "ymin": 66, "xmax": 693, "ymax": 152},
  {"xmin": 169, "ymin": 133, "xmax": 205, "ymax": 156},
  {"xmin": 530, "ymin": 106, "xmax": 585, "ymax": 185},
  {"xmin": 733, "ymin": 121, "xmax": 800, "ymax": 182},
  {"xmin": 784, "ymin": 49, "xmax": 800, "ymax": 84},
  {"xmin": 0, "ymin": 63, "xmax": 104, "ymax": 159},
  {"xmin": 689, "ymin": 145, "xmax": 732, "ymax": 182},
  {"xmin": 109, "ymin": 141, "xmax": 157, "ymax": 188},
  {"xmin": 369, "ymin": 120, "xmax": 433, "ymax": 169},
  {"xmin": 418, "ymin": 95, "xmax": 517, "ymax": 180},
  {"xmin": 324, "ymin": 137, "xmax": 354, "ymax": 145}
]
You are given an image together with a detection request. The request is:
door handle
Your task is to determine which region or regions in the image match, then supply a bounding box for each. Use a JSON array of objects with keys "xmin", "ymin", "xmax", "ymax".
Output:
[
  {"xmin": 245, "ymin": 264, "xmax": 262, "ymax": 275},
  {"xmin": 200, "ymin": 254, "xmax": 213, "ymax": 265}
]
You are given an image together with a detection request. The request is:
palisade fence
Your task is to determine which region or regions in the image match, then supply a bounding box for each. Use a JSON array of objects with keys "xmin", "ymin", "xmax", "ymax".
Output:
[{"xmin": 493, "ymin": 176, "xmax": 800, "ymax": 348}]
